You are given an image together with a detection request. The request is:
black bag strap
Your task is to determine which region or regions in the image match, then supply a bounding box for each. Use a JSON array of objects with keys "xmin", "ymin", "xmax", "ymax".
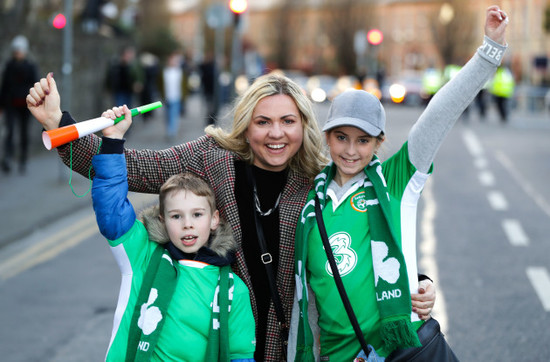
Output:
[
  {"xmin": 314, "ymin": 195, "xmax": 370, "ymax": 358},
  {"xmin": 245, "ymin": 165, "xmax": 289, "ymax": 351}
]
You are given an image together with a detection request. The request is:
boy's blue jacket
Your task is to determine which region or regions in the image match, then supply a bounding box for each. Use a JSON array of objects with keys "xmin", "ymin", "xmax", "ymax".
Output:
[{"xmin": 92, "ymin": 153, "xmax": 136, "ymax": 240}]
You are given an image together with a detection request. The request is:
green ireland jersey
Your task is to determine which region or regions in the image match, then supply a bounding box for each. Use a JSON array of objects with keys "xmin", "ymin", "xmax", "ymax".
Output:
[
  {"xmin": 105, "ymin": 220, "xmax": 256, "ymax": 361},
  {"xmin": 306, "ymin": 143, "xmax": 430, "ymax": 360}
]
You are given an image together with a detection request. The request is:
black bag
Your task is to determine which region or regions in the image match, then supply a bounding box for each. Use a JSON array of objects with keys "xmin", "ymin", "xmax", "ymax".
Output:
[
  {"xmin": 387, "ymin": 317, "xmax": 459, "ymax": 361},
  {"xmin": 314, "ymin": 196, "xmax": 459, "ymax": 362}
]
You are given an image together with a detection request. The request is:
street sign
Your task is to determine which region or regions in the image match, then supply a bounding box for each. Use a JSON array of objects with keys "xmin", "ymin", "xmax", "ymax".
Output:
[
  {"xmin": 206, "ymin": 3, "xmax": 232, "ymax": 29},
  {"xmin": 354, "ymin": 30, "xmax": 367, "ymax": 55}
]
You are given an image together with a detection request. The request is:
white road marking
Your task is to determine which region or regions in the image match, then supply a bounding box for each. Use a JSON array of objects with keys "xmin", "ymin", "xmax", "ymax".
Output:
[
  {"xmin": 487, "ymin": 190, "xmax": 508, "ymax": 211},
  {"xmin": 495, "ymin": 151, "xmax": 550, "ymax": 220},
  {"xmin": 474, "ymin": 157, "xmax": 488, "ymax": 169},
  {"xmin": 462, "ymin": 131, "xmax": 549, "ymax": 319},
  {"xmin": 501, "ymin": 219, "xmax": 529, "ymax": 246},
  {"xmin": 419, "ymin": 180, "xmax": 448, "ymax": 334},
  {"xmin": 462, "ymin": 129, "xmax": 484, "ymax": 158},
  {"xmin": 479, "ymin": 170, "xmax": 495, "ymax": 187},
  {"xmin": 526, "ymin": 267, "xmax": 550, "ymax": 312}
]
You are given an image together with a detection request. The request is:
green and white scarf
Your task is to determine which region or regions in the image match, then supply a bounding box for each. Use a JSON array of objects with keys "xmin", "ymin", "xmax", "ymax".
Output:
[
  {"xmin": 125, "ymin": 247, "xmax": 233, "ymax": 361},
  {"xmin": 294, "ymin": 156, "xmax": 421, "ymax": 360},
  {"xmin": 126, "ymin": 247, "xmax": 178, "ymax": 361},
  {"xmin": 205, "ymin": 265, "xmax": 233, "ymax": 361}
]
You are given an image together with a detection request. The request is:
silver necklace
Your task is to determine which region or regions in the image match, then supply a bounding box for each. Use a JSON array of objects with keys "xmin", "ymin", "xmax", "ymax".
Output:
[{"xmin": 253, "ymin": 185, "xmax": 282, "ymax": 216}]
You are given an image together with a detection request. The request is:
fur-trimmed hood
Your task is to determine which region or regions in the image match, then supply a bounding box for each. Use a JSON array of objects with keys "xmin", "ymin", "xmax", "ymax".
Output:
[{"xmin": 138, "ymin": 205, "xmax": 237, "ymax": 260}]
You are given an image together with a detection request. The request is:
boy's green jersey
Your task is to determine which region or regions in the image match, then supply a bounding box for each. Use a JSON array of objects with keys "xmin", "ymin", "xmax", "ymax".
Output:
[{"xmin": 105, "ymin": 220, "xmax": 256, "ymax": 361}]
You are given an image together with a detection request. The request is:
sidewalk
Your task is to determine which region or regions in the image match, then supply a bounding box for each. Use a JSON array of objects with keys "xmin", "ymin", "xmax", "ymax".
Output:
[{"xmin": 0, "ymin": 95, "xmax": 229, "ymax": 248}]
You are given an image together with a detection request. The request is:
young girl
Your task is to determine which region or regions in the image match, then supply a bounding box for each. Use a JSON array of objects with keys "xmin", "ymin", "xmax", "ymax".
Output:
[
  {"xmin": 291, "ymin": 5, "xmax": 508, "ymax": 361},
  {"xmin": 92, "ymin": 106, "xmax": 256, "ymax": 361}
]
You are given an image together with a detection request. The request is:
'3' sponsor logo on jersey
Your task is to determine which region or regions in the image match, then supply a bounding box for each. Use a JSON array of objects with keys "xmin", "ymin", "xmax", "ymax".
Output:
[{"xmin": 325, "ymin": 231, "xmax": 357, "ymax": 277}]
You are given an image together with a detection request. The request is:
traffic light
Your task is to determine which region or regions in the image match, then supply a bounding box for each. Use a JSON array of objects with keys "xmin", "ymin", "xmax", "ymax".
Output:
[
  {"xmin": 367, "ymin": 29, "xmax": 383, "ymax": 46},
  {"xmin": 229, "ymin": 0, "xmax": 247, "ymax": 26},
  {"xmin": 52, "ymin": 13, "xmax": 67, "ymax": 29}
]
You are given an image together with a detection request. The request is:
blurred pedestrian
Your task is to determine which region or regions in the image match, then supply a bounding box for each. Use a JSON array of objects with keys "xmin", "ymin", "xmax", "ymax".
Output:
[
  {"xmin": 160, "ymin": 52, "xmax": 185, "ymax": 141},
  {"xmin": 421, "ymin": 67, "xmax": 442, "ymax": 104},
  {"xmin": 199, "ymin": 52, "xmax": 219, "ymax": 125},
  {"xmin": 0, "ymin": 35, "xmax": 39, "ymax": 174},
  {"xmin": 489, "ymin": 65, "xmax": 515, "ymax": 122},
  {"xmin": 243, "ymin": 39, "xmax": 266, "ymax": 83},
  {"xmin": 105, "ymin": 45, "xmax": 143, "ymax": 108},
  {"xmin": 138, "ymin": 52, "xmax": 160, "ymax": 122},
  {"xmin": 180, "ymin": 51, "xmax": 192, "ymax": 117},
  {"xmin": 475, "ymin": 85, "xmax": 489, "ymax": 120}
]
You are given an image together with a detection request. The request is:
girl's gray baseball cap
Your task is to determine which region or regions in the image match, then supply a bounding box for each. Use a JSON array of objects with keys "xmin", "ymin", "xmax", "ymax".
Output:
[{"xmin": 322, "ymin": 89, "xmax": 386, "ymax": 136}]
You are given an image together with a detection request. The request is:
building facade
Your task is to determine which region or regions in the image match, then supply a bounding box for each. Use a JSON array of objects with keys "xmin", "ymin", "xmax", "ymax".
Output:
[{"xmin": 169, "ymin": 0, "xmax": 550, "ymax": 85}]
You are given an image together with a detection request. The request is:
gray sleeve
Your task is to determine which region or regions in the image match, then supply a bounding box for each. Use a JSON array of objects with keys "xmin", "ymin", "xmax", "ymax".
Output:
[
  {"xmin": 287, "ymin": 283, "xmax": 320, "ymax": 361},
  {"xmin": 408, "ymin": 36, "xmax": 507, "ymax": 173}
]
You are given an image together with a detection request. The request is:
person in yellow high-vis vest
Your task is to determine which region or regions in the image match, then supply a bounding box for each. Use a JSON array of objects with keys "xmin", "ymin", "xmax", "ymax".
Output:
[
  {"xmin": 421, "ymin": 67, "xmax": 443, "ymax": 103},
  {"xmin": 489, "ymin": 66, "xmax": 515, "ymax": 122}
]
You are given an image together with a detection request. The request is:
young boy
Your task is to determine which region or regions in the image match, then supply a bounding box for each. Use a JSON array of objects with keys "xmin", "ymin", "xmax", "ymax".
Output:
[{"xmin": 92, "ymin": 105, "xmax": 256, "ymax": 361}]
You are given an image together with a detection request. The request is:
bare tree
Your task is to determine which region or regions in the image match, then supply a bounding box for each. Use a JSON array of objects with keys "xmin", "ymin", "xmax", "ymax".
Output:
[
  {"xmin": 0, "ymin": 0, "xmax": 60, "ymax": 55},
  {"xmin": 319, "ymin": 0, "xmax": 376, "ymax": 75},
  {"xmin": 429, "ymin": 1, "xmax": 478, "ymax": 65},
  {"xmin": 545, "ymin": 4, "xmax": 550, "ymax": 34},
  {"xmin": 0, "ymin": 0, "xmax": 33, "ymax": 37},
  {"xmin": 272, "ymin": 0, "xmax": 294, "ymax": 70},
  {"xmin": 137, "ymin": 0, "xmax": 180, "ymax": 60}
]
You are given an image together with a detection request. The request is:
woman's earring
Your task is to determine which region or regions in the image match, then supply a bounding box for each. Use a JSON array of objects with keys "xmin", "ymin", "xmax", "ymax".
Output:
[{"xmin": 245, "ymin": 138, "xmax": 250, "ymax": 144}]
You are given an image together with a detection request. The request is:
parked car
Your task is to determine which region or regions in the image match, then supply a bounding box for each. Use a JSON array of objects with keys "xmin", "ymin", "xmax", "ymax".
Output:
[
  {"xmin": 381, "ymin": 71, "xmax": 428, "ymax": 106},
  {"xmin": 270, "ymin": 69, "xmax": 309, "ymax": 96},
  {"xmin": 306, "ymin": 75, "xmax": 338, "ymax": 103},
  {"xmin": 282, "ymin": 69, "xmax": 309, "ymax": 95},
  {"xmin": 362, "ymin": 77, "xmax": 382, "ymax": 100},
  {"xmin": 332, "ymin": 75, "xmax": 360, "ymax": 98}
]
